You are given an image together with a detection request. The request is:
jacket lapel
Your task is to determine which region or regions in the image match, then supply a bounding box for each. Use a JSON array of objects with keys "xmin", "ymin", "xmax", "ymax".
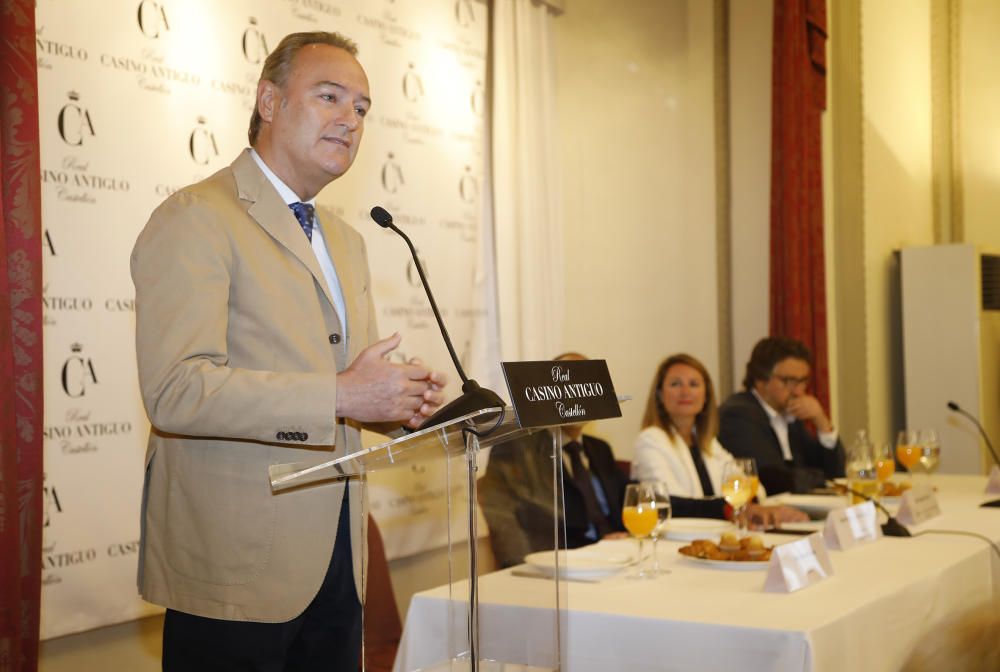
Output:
[
  {"xmin": 231, "ymin": 150, "xmax": 339, "ymax": 312},
  {"xmin": 316, "ymin": 213, "xmax": 361, "ymax": 353}
]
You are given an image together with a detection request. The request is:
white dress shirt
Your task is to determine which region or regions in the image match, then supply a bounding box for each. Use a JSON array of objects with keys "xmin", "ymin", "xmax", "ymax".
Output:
[
  {"xmin": 250, "ymin": 149, "xmax": 348, "ymax": 331},
  {"xmin": 751, "ymin": 389, "xmax": 838, "ymax": 461}
]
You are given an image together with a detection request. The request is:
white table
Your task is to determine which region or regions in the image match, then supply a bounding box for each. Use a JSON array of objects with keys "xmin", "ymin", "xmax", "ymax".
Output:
[{"xmin": 394, "ymin": 475, "xmax": 1000, "ymax": 672}]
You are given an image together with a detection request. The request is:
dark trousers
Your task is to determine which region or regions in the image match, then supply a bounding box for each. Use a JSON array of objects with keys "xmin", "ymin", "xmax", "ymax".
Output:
[{"xmin": 162, "ymin": 492, "xmax": 361, "ymax": 672}]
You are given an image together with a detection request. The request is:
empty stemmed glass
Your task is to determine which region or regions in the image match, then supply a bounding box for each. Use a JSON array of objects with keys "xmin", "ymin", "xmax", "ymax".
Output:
[
  {"xmin": 648, "ymin": 481, "xmax": 672, "ymax": 575},
  {"xmin": 622, "ymin": 483, "xmax": 658, "ymax": 579},
  {"xmin": 918, "ymin": 429, "xmax": 941, "ymax": 486}
]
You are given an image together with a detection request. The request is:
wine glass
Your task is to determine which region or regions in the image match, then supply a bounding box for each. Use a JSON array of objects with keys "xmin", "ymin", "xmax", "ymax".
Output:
[
  {"xmin": 721, "ymin": 459, "xmax": 756, "ymax": 534},
  {"xmin": 648, "ymin": 481, "xmax": 672, "ymax": 576},
  {"xmin": 918, "ymin": 429, "xmax": 941, "ymax": 485},
  {"xmin": 895, "ymin": 430, "xmax": 921, "ymax": 481},
  {"xmin": 846, "ymin": 440, "xmax": 879, "ymax": 505},
  {"xmin": 622, "ymin": 483, "xmax": 657, "ymax": 580}
]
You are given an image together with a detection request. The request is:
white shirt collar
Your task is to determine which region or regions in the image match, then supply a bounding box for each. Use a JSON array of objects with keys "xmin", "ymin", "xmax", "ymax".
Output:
[{"xmin": 249, "ymin": 148, "xmax": 315, "ymax": 207}]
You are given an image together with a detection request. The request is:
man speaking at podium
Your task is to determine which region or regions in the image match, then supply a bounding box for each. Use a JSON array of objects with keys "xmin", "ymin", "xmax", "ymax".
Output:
[{"xmin": 131, "ymin": 32, "xmax": 446, "ymax": 671}]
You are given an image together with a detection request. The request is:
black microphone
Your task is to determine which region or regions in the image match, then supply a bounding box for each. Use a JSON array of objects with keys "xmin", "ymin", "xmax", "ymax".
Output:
[
  {"xmin": 370, "ymin": 206, "xmax": 505, "ymax": 429},
  {"xmin": 947, "ymin": 401, "xmax": 1000, "ymax": 508},
  {"xmin": 947, "ymin": 401, "xmax": 1000, "ymax": 467},
  {"xmin": 828, "ymin": 480, "xmax": 911, "ymax": 537}
]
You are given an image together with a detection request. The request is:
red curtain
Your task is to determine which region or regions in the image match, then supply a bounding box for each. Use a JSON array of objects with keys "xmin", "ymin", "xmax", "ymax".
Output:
[
  {"xmin": 1, "ymin": 0, "xmax": 44, "ymax": 670},
  {"xmin": 769, "ymin": 0, "xmax": 830, "ymax": 413}
]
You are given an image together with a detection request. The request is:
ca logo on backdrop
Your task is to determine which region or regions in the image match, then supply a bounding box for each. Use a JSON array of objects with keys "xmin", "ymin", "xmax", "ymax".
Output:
[
  {"xmin": 43, "ymin": 474, "xmax": 63, "ymax": 528},
  {"xmin": 189, "ymin": 117, "xmax": 220, "ymax": 166},
  {"xmin": 471, "ymin": 80, "xmax": 485, "ymax": 116},
  {"xmin": 381, "ymin": 152, "xmax": 405, "ymax": 194},
  {"xmin": 137, "ymin": 0, "xmax": 170, "ymax": 39},
  {"xmin": 406, "ymin": 253, "xmax": 430, "ymax": 289},
  {"xmin": 459, "ymin": 166, "xmax": 478, "ymax": 203},
  {"xmin": 455, "ymin": 0, "xmax": 476, "ymax": 27},
  {"xmin": 242, "ymin": 17, "xmax": 269, "ymax": 64},
  {"xmin": 61, "ymin": 343, "xmax": 98, "ymax": 399},
  {"xmin": 57, "ymin": 91, "xmax": 95, "ymax": 147},
  {"xmin": 403, "ymin": 63, "xmax": 424, "ymax": 103}
]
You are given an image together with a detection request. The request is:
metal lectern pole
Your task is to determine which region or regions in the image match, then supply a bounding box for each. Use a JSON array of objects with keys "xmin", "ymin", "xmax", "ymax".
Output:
[{"xmin": 465, "ymin": 431, "xmax": 480, "ymax": 672}]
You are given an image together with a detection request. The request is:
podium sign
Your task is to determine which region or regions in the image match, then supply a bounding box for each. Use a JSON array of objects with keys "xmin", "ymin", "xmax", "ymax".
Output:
[{"xmin": 501, "ymin": 359, "xmax": 621, "ymax": 429}]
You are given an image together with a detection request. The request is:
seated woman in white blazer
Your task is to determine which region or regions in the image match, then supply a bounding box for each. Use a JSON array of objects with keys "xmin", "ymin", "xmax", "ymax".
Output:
[
  {"xmin": 631, "ymin": 353, "xmax": 737, "ymax": 497},
  {"xmin": 632, "ymin": 354, "xmax": 807, "ymax": 526}
]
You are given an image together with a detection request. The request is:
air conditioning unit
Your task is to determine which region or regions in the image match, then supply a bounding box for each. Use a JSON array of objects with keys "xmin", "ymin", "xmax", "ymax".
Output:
[{"xmin": 900, "ymin": 243, "xmax": 1000, "ymax": 474}]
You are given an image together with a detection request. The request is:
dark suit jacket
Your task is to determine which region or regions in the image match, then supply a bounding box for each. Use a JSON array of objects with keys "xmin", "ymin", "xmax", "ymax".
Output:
[
  {"xmin": 479, "ymin": 431, "xmax": 628, "ymax": 568},
  {"xmin": 718, "ymin": 391, "xmax": 845, "ymax": 494}
]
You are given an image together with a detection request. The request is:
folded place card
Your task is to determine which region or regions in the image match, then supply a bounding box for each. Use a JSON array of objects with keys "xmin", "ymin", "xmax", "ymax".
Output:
[
  {"xmin": 895, "ymin": 484, "xmax": 941, "ymax": 525},
  {"xmin": 985, "ymin": 465, "xmax": 1000, "ymax": 495},
  {"xmin": 763, "ymin": 533, "xmax": 834, "ymax": 593},
  {"xmin": 823, "ymin": 501, "xmax": 882, "ymax": 551}
]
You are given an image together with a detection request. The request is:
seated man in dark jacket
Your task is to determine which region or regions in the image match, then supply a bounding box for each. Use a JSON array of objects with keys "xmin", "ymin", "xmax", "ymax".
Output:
[
  {"xmin": 479, "ymin": 426, "xmax": 628, "ymax": 568},
  {"xmin": 719, "ymin": 337, "xmax": 845, "ymax": 494}
]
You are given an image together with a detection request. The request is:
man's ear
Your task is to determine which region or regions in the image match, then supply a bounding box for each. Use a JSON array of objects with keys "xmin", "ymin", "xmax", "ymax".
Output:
[{"xmin": 257, "ymin": 80, "xmax": 278, "ymax": 123}]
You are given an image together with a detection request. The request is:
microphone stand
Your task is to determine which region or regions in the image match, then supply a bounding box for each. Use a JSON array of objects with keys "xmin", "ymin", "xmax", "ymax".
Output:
[
  {"xmin": 370, "ymin": 206, "xmax": 506, "ymax": 430},
  {"xmin": 829, "ymin": 481, "xmax": 911, "ymax": 537},
  {"xmin": 947, "ymin": 401, "xmax": 1000, "ymax": 508}
]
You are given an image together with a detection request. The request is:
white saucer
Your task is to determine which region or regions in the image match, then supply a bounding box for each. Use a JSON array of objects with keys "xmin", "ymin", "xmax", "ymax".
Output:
[
  {"xmin": 523, "ymin": 547, "xmax": 634, "ymax": 580},
  {"xmin": 663, "ymin": 518, "xmax": 735, "ymax": 541}
]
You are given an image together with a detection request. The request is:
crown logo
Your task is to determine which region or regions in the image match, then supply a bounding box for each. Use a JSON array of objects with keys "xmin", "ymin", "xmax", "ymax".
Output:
[
  {"xmin": 70, "ymin": 342, "xmax": 82, "ymax": 353},
  {"xmin": 196, "ymin": 116, "xmax": 206, "ymax": 125},
  {"xmin": 68, "ymin": 91, "xmax": 80, "ymax": 101},
  {"xmin": 248, "ymin": 17, "xmax": 258, "ymax": 25}
]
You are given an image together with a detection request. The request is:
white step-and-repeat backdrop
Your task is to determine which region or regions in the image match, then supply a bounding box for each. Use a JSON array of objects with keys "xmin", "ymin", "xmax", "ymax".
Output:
[{"xmin": 37, "ymin": 0, "xmax": 496, "ymax": 639}]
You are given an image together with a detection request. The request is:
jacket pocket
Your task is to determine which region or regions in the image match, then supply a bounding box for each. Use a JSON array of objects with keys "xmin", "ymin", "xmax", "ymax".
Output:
[{"xmin": 164, "ymin": 445, "xmax": 277, "ymax": 586}]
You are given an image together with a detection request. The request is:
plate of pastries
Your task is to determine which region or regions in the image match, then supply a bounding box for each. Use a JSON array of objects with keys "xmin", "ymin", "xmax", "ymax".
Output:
[{"xmin": 678, "ymin": 533, "xmax": 773, "ymax": 570}]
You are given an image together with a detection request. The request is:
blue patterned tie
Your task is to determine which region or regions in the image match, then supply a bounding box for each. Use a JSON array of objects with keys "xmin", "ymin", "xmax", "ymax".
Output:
[{"xmin": 289, "ymin": 202, "xmax": 315, "ymax": 242}]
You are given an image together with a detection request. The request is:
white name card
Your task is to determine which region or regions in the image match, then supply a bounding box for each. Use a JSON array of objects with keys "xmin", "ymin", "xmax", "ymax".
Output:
[
  {"xmin": 985, "ymin": 465, "xmax": 1000, "ymax": 495},
  {"xmin": 763, "ymin": 533, "xmax": 834, "ymax": 593},
  {"xmin": 823, "ymin": 501, "xmax": 882, "ymax": 551},
  {"xmin": 896, "ymin": 484, "xmax": 941, "ymax": 525}
]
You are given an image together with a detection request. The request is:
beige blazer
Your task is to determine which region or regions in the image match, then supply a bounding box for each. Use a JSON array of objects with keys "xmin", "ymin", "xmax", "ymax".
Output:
[{"xmin": 131, "ymin": 149, "xmax": 376, "ymax": 622}]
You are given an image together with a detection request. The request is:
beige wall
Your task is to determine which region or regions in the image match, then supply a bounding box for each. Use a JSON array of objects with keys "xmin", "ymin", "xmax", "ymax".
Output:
[
  {"xmin": 860, "ymin": 0, "xmax": 936, "ymax": 443},
  {"xmin": 552, "ymin": 0, "xmax": 722, "ymax": 459},
  {"xmin": 960, "ymin": 0, "xmax": 1000, "ymax": 251},
  {"xmin": 826, "ymin": 0, "xmax": 999, "ymax": 446}
]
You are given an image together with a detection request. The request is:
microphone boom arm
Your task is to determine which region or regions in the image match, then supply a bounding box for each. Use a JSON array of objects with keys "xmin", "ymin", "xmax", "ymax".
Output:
[{"xmin": 383, "ymin": 220, "xmax": 468, "ymax": 386}]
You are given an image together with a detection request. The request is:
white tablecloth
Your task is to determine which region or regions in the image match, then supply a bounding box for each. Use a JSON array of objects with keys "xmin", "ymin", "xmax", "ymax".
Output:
[{"xmin": 395, "ymin": 475, "xmax": 1000, "ymax": 672}]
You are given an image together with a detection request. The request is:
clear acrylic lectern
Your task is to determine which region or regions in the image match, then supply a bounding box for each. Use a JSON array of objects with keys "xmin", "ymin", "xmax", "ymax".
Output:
[{"xmin": 269, "ymin": 407, "xmax": 568, "ymax": 672}]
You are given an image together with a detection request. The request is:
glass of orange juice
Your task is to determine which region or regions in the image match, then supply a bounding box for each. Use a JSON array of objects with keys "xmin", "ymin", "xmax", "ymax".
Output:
[
  {"xmin": 622, "ymin": 483, "xmax": 658, "ymax": 579},
  {"xmin": 875, "ymin": 442, "xmax": 896, "ymax": 489},
  {"xmin": 896, "ymin": 430, "xmax": 922, "ymax": 480}
]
